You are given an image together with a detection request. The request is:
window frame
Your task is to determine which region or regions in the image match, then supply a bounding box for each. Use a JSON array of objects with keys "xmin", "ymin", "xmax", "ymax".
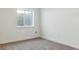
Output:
[{"xmin": 16, "ymin": 9, "xmax": 34, "ymax": 28}]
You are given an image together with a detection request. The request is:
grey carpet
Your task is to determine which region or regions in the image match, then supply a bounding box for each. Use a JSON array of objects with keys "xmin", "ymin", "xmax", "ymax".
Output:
[{"xmin": 1, "ymin": 38, "xmax": 77, "ymax": 50}]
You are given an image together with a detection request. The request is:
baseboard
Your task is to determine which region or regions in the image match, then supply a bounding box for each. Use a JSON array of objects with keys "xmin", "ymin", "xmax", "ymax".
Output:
[
  {"xmin": 1, "ymin": 37, "xmax": 41, "ymax": 45},
  {"xmin": 1, "ymin": 36, "xmax": 78, "ymax": 50},
  {"xmin": 41, "ymin": 37, "xmax": 79, "ymax": 50}
]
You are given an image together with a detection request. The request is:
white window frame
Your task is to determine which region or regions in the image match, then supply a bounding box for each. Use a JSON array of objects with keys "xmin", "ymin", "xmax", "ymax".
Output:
[{"xmin": 16, "ymin": 9, "xmax": 34, "ymax": 28}]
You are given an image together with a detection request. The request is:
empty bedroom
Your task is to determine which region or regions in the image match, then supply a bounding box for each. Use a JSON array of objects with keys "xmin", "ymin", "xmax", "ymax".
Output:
[{"xmin": 0, "ymin": 8, "xmax": 79, "ymax": 50}]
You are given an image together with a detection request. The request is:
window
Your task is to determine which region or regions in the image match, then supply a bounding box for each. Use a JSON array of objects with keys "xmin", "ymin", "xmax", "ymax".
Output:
[{"xmin": 16, "ymin": 9, "xmax": 34, "ymax": 27}]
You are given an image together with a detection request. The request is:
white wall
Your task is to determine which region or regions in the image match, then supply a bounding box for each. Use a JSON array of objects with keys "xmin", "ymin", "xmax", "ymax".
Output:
[
  {"xmin": 0, "ymin": 8, "xmax": 40, "ymax": 44},
  {"xmin": 40, "ymin": 8, "xmax": 79, "ymax": 49}
]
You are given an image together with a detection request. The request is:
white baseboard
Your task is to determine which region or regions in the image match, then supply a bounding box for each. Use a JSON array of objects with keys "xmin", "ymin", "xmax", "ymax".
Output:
[
  {"xmin": 41, "ymin": 36, "xmax": 79, "ymax": 49},
  {"xmin": 0, "ymin": 36, "xmax": 40, "ymax": 44}
]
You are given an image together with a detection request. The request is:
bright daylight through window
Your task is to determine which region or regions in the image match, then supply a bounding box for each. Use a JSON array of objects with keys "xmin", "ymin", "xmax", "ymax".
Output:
[{"xmin": 16, "ymin": 9, "xmax": 34, "ymax": 27}]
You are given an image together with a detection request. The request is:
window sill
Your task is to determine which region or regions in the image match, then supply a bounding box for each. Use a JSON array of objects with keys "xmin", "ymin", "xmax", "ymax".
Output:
[{"xmin": 16, "ymin": 26, "xmax": 34, "ymax": 28}]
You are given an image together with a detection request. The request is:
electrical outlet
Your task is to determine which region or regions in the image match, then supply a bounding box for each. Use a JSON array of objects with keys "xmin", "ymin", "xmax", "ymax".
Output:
[{"xmin": 35, "ymin": 31, "xmax": 38, "ymax": 34}]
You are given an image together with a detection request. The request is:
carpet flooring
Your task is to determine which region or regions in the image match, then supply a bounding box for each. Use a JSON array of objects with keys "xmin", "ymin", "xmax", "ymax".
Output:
[{"xmin": 0, "ymin": 38, "xmax": 77, "ymax": 50}]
